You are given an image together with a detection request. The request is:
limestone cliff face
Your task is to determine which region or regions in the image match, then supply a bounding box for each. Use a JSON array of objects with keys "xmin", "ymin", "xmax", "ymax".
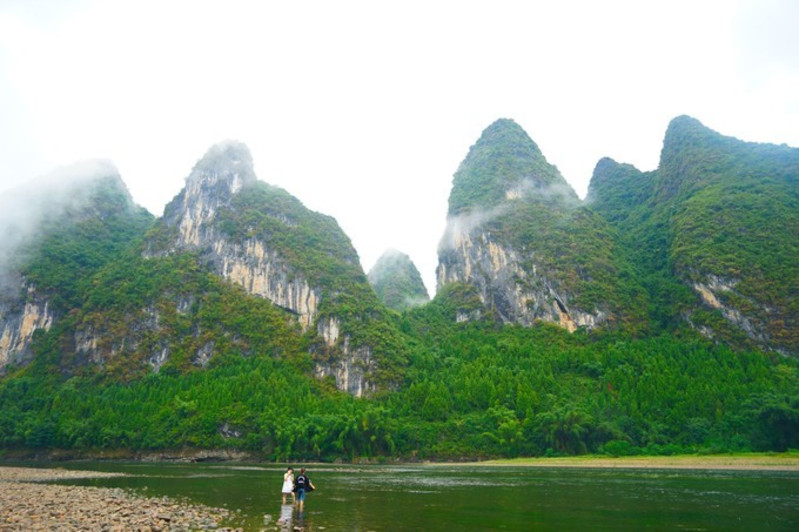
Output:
[
  {"xmin": 438, "ymin": 222, "xmax": 605, "ymax": 332},
  {"xmin": 71, "ymin": 303, "xmax": 179, "ymax": 372},
  {"xmin": 0, "ymin": 286, "xmax": 54, "ymax": 369},
  {"xmin": 689, "ymin": 273, "xmax": 774, "ymax": 350},
  {"xmin": 168, "ymin": 141, "xmax": 257, "ymax": 246},
  {"xmin": 314, "ymin": 317, "xmax": 375, "ymax": 397},
  {"xmin": 211, "ymin": 237, "xmax": 320, "ymax": 329},
  {"xmin": 160, "ymin": 141, "xmax": 321, "ymax": 330},
  {"xmin": 156, "ymin": 141, "xmax": 388, "ymax": 394},
  {"xmin": 437, "ymin": 118, "xmax": 618, "ymax": 332}
]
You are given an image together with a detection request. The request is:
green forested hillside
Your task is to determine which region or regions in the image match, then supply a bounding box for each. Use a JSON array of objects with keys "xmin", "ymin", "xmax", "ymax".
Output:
[
  {"xmin": 0, "ymin": 118, "xmax": 797, "ymax": 460},
  {"xmin": 441, "ymin": 118, "xmax": 649, "ymax": 331},
  {"xmin": 1, "ymin": 310, "xmax": 795, "ymax": 458},
  {"xmin": 447, "ymin": 118, "xmax": 576, "ymax": 214},
  {"xmin": 20, "ymin": 175, "xmax": 154, "ymax": 313},
  {"xmin": 588, "ymin": 116, "xmax": 799, "ymax": 353}
]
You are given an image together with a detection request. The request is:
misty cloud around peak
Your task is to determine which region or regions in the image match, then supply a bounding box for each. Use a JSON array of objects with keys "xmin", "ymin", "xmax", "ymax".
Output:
[
  {"xmin": 0, "ymin": 158, "xmax": 132, "ymax": 296},
  {"xmin": 188, "ymin": 140, "xmax": 257, "ymax": 186}
]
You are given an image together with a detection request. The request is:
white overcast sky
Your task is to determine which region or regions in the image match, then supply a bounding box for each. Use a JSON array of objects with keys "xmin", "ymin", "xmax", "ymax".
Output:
[{"xmin": 1, "ymin": 0, "xmax": 797, "ymax": 295}]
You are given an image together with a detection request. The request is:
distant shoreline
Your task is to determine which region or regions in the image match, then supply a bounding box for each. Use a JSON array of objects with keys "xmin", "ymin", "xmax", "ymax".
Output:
[
  {"xmin": 448, "ymin": 453, "xmax": 799, "ymax": 471},
  {"xmin": 2, "ymin": 451, "xmax": 797, "ymax": 471}
]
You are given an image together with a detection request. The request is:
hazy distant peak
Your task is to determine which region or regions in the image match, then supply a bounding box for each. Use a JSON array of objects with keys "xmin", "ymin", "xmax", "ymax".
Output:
[
  {"xmin": 0, "ymin": 158, "xmax": 127, "ymax": 217},
  {"xmin": 592, "ymin": 156, "xmax": 622, "ymax": 175},
  {"xmin": 188, "ymin": 140, "xmax": 257, "ymax": 190},
  {"xmin": 666, "ymin": 114, "xmax": 706, "ymax": 132},
  {"xmin": 15, "ymin": 159, "xmax": 123, "ymax": 199},
  {"xmin": 50, "ymin": 158, "xmax": 120, "ymax": 182},
  {"xmin": 368, "ymin": 248, "xmax": 430, "ymax": 311},
  {"xmin": 379, "ymin": 248, "xmax": 408, "ymax": 260},
  {"xmin": 203, "ymin": 139, "xmax": 253, "ymax": 164}
]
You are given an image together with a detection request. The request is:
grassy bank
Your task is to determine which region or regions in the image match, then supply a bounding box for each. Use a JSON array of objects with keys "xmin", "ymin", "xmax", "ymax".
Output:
[{"xmin": 466, "ymin": 452, "xmax": 799, "ymax": 471}]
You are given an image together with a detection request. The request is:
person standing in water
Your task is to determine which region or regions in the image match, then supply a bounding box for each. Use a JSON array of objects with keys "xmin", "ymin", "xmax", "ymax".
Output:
[
  {"xmin": 281, "ymin": 467, "xmax": 295, "ymax": 504},
  {"xmin": 294, "ymin": 467, "xmax": 316, "ymax": 511}
]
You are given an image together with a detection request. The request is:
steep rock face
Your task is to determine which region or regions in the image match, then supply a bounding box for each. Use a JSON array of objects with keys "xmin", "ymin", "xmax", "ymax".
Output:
[
  {"xmin": 315, "ymin": 317, "xmax": 376, "ymax": 396},
  {"xmin": 155, "ymin": 141, "xmax": 404, "ymax": 394},
  {"xmin": 437, "ymin": 119, "xmax": 640, "ymax": 331},
  {"xmin": 71, "ymin": 301, "xmax": 184, "ymax": 372},
  {"xmin": 438, "ymin": 229, "xmax": 602, "ymax": 331},
  {"xmin": 211, "ymin": 237, "xmax": 319, "ymax": 329},
  {"xmin": 0, "ymin": 164, "xmax": 152, "ymax": 371},
  {"xmin": 0, "ymin": 286, "xmax": 53, "ymax": 369},
  {"xmin": 690, "ymin": 273, "xmax": 766, "ymax": 343},
  {"xmin": 160, "ymin": 142, "xmax": 320, "ymax": 329},
  {"xmin": 167, "ymin": 142, "xmax": 257, "ymax": 246},
  {"xmin": 367, "ymin": 249, "xmax": 429, "ymax": 311}
]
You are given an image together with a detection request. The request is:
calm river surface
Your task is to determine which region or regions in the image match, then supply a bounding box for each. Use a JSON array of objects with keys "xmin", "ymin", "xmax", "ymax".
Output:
[{"xmin": 37, "ymin": 461, "xmax": 799, "ymax": 530}]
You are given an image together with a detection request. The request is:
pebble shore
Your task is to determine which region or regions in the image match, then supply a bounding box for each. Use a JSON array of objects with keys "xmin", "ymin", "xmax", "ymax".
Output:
[{"xmin": 0, "ymin": 466, "xmax": 241, "ymax": 531}]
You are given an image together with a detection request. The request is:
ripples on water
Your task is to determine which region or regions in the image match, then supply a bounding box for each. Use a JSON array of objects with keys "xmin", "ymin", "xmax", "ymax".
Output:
[{"xmin": 44, "ymin": 462, "xmax": 799, "ymax": 531}]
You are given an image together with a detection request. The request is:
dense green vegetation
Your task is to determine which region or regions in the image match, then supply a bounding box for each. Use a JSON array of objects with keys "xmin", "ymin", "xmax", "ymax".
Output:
[
  {"xmin": 216, "ymin": 182, "xmax": 363, "ymax": 290},
  {"xmin": 21, "ymin": 175, "xmax": 154, "ymax": 313},
  {"xmin": 1, "ymin": 310, "xmax": 795, "ymax": 459},
  {"xmin": 498, "ymin": 200, "xmax": 649, "ymax": 331},
  {"xmin": 447, "ymin": 118, "xmax": 577, "ymax": 215},
  {"xmin": 589, "ymin": 116, "xmax": 799, "ymax": 353},
  {"xmin": 0, "ymin": 116, "xmax": 796, "ymax": 461}
]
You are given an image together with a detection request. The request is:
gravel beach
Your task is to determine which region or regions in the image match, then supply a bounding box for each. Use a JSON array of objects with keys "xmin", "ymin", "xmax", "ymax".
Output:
[{"xmin": 0, "ymin": 466, "xmax": 240, "ymax": 531}]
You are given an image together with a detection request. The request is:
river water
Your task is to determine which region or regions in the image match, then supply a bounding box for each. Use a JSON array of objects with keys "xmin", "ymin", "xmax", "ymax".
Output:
[{"xmin": 45, "ymin": 462, "xmax": 798, "ymax": 530}]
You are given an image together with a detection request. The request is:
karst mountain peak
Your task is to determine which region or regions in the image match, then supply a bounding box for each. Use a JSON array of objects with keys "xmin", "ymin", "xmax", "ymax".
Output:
[
  {"xmin": 0, "ymin": 113, "xmax": 795, "ymax": 462},
  {"xmin": 447, "ymin": 118, "xmax": 579, "ymax": 218}
]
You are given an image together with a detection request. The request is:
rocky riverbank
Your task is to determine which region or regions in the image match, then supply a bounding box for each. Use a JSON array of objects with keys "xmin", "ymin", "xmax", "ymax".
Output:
[{"xmin": 0, "ymin": 466, "xmax": 240, "ymax": 530}]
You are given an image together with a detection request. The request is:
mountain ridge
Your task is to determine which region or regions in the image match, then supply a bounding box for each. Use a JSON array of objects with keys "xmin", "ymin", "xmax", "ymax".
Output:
[
  {"xmin": 588, "ymin": 116, "xmax": 798, "ymax": 354},
  {"xmin": 0, "ymin": 114, "xmax": 795, "ymax": 460}
]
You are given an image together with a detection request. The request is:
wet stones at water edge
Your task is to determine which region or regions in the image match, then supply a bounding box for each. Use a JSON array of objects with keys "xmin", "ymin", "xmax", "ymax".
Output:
[{"xmin": 0, "ymin": 466, "xmax": 241, "ymax": 530}]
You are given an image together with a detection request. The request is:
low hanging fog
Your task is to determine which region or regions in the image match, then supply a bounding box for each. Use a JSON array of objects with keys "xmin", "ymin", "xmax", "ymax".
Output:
[{"xmin": 0, "ymin": 159, "xmax": 120, "ymax": 297}]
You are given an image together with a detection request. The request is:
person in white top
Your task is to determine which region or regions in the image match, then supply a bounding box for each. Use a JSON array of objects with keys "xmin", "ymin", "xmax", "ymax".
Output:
[{"xmin": 281, "ymin": 467, "xmax": 296, "ymax": 504}]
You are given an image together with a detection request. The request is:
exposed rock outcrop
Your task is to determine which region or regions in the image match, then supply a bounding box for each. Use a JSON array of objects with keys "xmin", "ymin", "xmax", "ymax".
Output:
[
  {"xmin": 314, "ymin": 317, "xmax": 376, "ymax": 397},
  {"xmin": 154, "ymin": 141, "xmax": 396, "ymax": 394},
  {"xmin": 438, "ymin": 224, "xmax": 605, "ymax": 331},
  {"xmin": 159, "ymin": 142, "xmax": 321, "ymax": 330},
  {"xmin": 690, "ymin": 273, "xmax": 772, "ymax": 348},
  {"xmin": 0, "ymin": 165, "xmax": 151, "ymax": 371},
  {"xmin": 437, "ymin": 118, "xmax": 625, "ymax": 332},
  {"xmin": 0, "ymin": 286, "xmax": 53, "ymax": 369}
]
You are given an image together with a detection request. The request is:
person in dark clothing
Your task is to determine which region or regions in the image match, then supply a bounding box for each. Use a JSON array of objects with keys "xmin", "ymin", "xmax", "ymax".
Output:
[{"xmin": 293, "ymin": 467, "xmax": 316, "ymax": 511}]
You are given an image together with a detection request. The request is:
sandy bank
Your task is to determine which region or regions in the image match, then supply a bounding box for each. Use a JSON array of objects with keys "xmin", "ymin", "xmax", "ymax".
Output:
[
  {"xmin": 0, "ymin": 466, "xmax": 240, "ymax": 531},
  {"xmin": 465, "ymin": 454, "xmax": 799, "ymax": 471}
]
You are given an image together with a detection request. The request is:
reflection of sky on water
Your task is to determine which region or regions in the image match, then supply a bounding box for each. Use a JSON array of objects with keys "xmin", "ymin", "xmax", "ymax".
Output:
[
  {"xmin": 332, "ymin": 468, "xmax": 539, "ymax": 491},
  {"xmin": 35, "ymin": 461, "xmax": 799, "ymax": 530}
]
